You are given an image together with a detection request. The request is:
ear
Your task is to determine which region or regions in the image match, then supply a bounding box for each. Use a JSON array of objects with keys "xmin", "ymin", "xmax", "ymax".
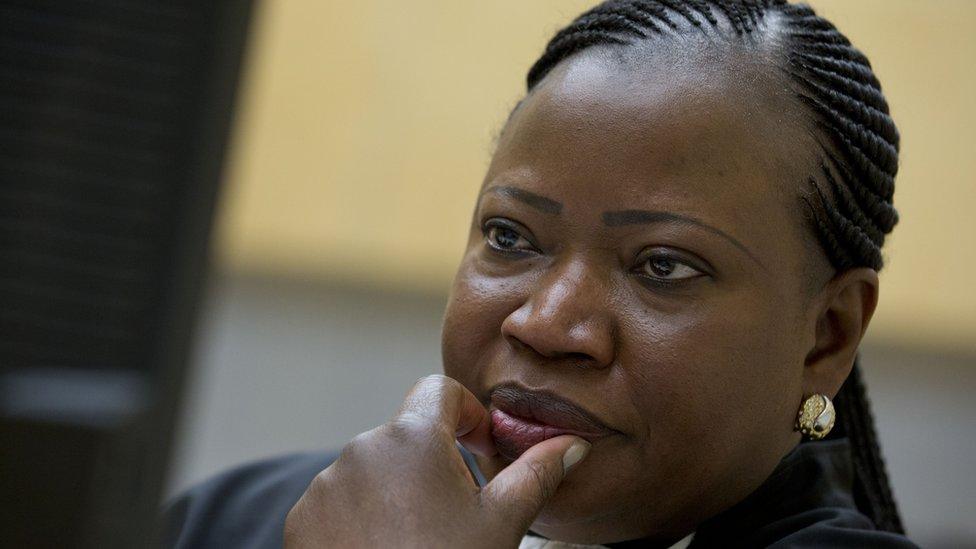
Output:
[{"xmin": 803, "ymin": 267, "xmax": 879, "ymax": 398}]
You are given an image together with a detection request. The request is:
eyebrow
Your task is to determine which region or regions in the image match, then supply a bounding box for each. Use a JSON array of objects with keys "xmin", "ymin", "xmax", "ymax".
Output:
[
  {"xmin": 602, "ymin": 210, "xmax": 766, "ymax": 269},
  {"xmin": 480, "ymin": 185, "xmax": 563, "ymax": 215}
]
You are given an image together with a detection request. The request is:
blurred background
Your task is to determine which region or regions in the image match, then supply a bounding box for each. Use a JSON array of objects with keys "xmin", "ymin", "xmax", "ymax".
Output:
[{"xmin": 165, "ymin": 1, "xmax": 975, "ymax": 546}]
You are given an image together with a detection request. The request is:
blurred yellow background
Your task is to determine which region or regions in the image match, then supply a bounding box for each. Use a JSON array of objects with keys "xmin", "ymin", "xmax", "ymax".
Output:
[{"xmin": 215, "ymin": 0, "xmax": 976, "ymax": 353}]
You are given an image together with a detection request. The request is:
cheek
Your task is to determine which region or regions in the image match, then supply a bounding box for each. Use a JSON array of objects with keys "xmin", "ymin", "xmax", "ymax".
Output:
[
  {"xmin": 620, "ymin": 294, "xmax": 803, "ymax": 465},
  {"xmin": 441, "ymin": 260, "xmax": 521, "ymax": 388}
]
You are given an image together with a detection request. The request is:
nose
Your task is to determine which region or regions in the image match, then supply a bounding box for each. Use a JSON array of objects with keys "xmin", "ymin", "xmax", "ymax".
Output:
[{"xmin": 500, "ymin": 258, "xmax": 615, "ymax": 368}]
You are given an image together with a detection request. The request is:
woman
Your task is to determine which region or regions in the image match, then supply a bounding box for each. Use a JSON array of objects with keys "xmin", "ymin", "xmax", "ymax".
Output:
[{"xmin": 167, "ymin": 1, "xmax": 916, "ymax": 547}]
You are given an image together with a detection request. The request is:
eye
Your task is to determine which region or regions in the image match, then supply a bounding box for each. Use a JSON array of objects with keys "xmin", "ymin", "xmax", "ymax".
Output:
[
  {"xmin": 483, "ymin": 219, "xmax": 536, "ymax": 253},
  {"xmin": 636, "ymin": 250, "xmax": 705, "ymax": 283}
]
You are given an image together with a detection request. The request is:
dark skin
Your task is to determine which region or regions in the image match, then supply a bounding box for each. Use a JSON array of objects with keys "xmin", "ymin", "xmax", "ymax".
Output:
[{"xmin": 286, "ymin": 39, "xmax": 880, "ymax": 547}]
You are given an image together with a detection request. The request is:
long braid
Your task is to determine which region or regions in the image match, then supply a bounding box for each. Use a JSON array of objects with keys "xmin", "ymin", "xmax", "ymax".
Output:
[
  {"xmin": 524, "ymin": 0, "xmax": 904, "ymax": 534},
  {"xmin": 833, "ymin": 358, "xmax": 905, "ymax": 533}
]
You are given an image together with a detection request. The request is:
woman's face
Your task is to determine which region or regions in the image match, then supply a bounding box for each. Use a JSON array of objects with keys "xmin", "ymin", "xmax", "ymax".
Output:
[{"xmin": 441, "ymin": 46, "xmax": 828, "ymax": 543}]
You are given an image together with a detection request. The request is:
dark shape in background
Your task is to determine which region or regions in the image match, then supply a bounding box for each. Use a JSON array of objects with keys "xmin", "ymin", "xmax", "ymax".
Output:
[{"xmin": 0, "ymin": 0, "xmax": 253, "ymax": 546}]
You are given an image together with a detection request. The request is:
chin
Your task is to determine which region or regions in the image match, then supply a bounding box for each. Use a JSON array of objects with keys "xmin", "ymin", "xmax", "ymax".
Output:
[
  {"xmin": 529, "ymin": 464, "xmax": 643, "ymax": 544},
  {"xmin": 536, "ymin": 459, "xmax": 687, "ymax": 545},
  {"xmin": 474, "ymin": 442, "xmax": 663, "ymax": 543}
]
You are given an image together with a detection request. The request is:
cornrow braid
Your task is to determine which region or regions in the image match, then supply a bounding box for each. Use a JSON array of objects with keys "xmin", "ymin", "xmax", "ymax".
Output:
[
  {"xmin": 523, "ymin": 0, "xmax": 904, "ymax": 535},
  {"xmin": 780, "ymin": 2, "xmax": 899, "ymax": 271}
]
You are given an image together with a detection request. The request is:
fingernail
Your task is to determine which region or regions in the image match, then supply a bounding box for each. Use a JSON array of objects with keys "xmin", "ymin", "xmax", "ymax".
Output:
[{"xmin": 562, "ymin": 439, "xmax": 591, "ymax": 473}]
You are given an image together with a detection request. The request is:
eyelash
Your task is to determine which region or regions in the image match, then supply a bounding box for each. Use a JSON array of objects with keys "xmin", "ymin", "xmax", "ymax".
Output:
[
  {"xmin": 481, "ymin": 218, "xmax": 708, "ymax": 286},
  {"xmin": 631, "ymin": 250, "xmax": 706, "ymax": 288},
  {"xmin": 481, "ymin": 218, "xmax": 538, "ymax": 255}
]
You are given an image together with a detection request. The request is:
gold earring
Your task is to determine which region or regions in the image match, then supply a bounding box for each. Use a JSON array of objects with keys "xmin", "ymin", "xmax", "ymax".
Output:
[{"xmin": 795, "ymin": 394, "xmax": 835, "ymax": 440}]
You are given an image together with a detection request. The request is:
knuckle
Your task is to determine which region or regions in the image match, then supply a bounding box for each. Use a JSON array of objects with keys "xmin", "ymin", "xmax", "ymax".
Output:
[
  {"xmin": 415, "ymin": 372, "xmax": 450, "ymax": 386},
  {"xmin": 412, "ymin": 374, "xmax": 460, "ymax": 401},
  {"xmin": 385, "ymin": 412, "xmax": 428, "ymax": 441},
  {"xmin": 387, "ymin": 412, "xmax": 451, "ymax": 445},
  {"xmin": 435, "ymin": 374, "xmax": 463, "ymax": 395},
  {"xmin": 338, "ymin": 428, "xmax": 380, "ymax": 464},
  {"xmin": 345, "ymin": 430, "xmax": 371, "ymax": 451},
  {"xmin": 308, "ymin": 466, "xmax": 335, "ymax": 492},
  {"xmin": 410, "ymin": 374, "xmax": 443, "ymax": 398}
]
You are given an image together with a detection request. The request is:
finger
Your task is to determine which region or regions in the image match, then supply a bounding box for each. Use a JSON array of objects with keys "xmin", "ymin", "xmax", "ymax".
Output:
[
  {"xmin": 397, "ymin": 374, "xmax": 497, "ymax": 456},
  {"xmin": 481, "ymin": 435, "xmax": 591, "ymax": 528},
  {"xmin": 456, "ymin": 403, "xmax": 496, "ymax": 457}
]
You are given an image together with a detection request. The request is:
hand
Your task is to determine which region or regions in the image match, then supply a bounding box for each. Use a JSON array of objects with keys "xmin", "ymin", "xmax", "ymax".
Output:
[{"xmin": 284, "ymin": 374, "xmax": 591, "ymax": 548}]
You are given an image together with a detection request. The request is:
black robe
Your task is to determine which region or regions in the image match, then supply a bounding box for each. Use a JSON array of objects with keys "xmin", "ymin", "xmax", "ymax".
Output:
[{"xmin": 163, "ymin": 438, "xmax": 917, "ymax": 548}]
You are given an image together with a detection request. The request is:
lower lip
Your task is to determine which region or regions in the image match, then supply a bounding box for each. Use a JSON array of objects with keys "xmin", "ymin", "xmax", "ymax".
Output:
[{"xmin": 489, "ymin": 408, "xmax": 604, "ymax": 460}]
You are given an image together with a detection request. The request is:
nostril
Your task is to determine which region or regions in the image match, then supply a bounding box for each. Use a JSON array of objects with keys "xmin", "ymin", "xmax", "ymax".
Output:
[
  {"xmin": 500, "ymin": 294, "xmax": 615, "ymax": 367},
  {"xmin": 503, "ymin": 330, "xmax": 549, "ymax": 358},
  {"xmin": 506, "ymin": 331, "xmax": 596, "ymax": 364},
  {"xmin": 504, "ymin": 332, "xmax": 522, "ymax": 348},
  {"xmin": 564, "ymin": 351, "xmax": 594, "ymax": 363}
]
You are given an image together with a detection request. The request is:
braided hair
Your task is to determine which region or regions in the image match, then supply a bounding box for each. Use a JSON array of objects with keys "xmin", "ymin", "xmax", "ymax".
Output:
[{"xmin": 523, "ymin": 0, "xmax": 904, "ymax": 534}]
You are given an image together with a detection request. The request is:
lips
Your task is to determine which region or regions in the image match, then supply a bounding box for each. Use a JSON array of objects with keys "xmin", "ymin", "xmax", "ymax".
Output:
[{"xmin": 489, "ymin": 383, "xmax": 616, "ymax": 460}]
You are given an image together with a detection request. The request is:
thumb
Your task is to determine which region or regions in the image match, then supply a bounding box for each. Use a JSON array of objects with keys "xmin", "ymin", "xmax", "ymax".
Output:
[{"xmin": 481, "ymin": 435, "xmax": 591, "ymax": 529}]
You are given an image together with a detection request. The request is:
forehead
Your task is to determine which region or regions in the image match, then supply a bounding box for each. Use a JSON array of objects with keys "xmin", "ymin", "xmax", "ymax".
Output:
[{"xmin": 487, "ymin": 43, "xmax": 814, "ymax": 253}]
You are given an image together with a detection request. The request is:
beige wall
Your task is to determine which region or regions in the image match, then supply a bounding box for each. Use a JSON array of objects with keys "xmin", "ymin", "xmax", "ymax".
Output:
[{"xmin": 215, "ymin": 1, "xmax": 976, "ymax": 354}]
